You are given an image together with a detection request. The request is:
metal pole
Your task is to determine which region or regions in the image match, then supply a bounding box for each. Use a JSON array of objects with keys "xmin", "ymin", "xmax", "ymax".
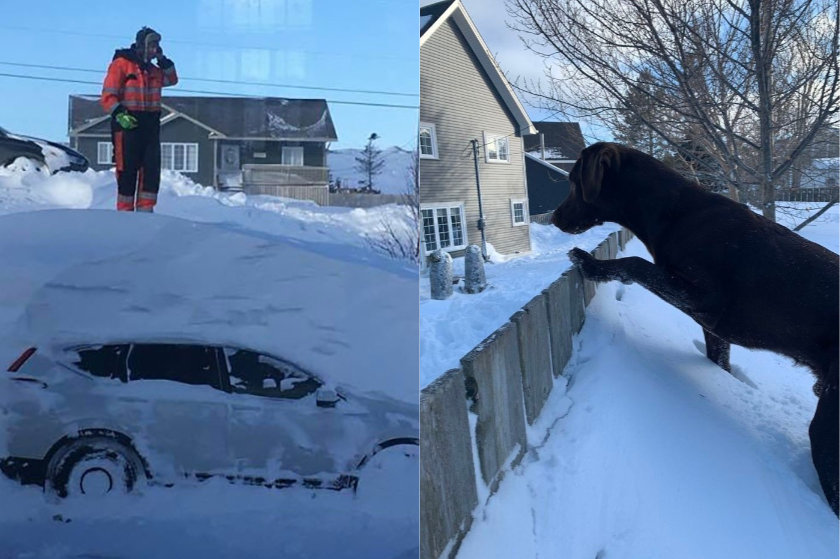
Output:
[{"xmin": 471, "ymin": 139, "xmax": 488, "ymax": 261}]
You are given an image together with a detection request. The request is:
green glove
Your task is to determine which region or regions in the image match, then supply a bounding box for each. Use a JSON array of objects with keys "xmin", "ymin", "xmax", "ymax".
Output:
[{"xmin": 115, "ymin": 110, "xmax": 138, "ymax": 130}]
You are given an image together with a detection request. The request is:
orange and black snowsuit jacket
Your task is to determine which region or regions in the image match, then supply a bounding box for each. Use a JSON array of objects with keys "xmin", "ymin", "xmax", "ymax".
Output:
[{"xmin": 100, "ymin": 48, "xmax": 178, "ymax": 117}]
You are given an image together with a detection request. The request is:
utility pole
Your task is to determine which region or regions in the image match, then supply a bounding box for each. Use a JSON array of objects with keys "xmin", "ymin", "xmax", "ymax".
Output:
[{"xmin": 470, "ymin": 139, "xmax": 488, "ymax": 261}]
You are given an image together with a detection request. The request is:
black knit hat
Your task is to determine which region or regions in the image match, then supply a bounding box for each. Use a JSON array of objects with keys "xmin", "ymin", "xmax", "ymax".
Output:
[{"xmin": 135, "ymin": 26, "xmax": 161, "ymax": 47}]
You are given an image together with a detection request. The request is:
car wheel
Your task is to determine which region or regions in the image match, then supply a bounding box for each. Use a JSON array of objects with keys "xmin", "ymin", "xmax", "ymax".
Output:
[
  {"xmin": 355, "ymin": 444, "xmax": 418, "ymax": 505},
  {"xmin": 46, "ymin": 436, "xmax": 146, "ymax": 498}
]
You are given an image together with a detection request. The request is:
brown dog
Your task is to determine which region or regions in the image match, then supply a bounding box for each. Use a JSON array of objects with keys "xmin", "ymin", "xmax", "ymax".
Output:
[{"xmin": 553, "ymin": 142, "xmax": 839, "ymax": 515}]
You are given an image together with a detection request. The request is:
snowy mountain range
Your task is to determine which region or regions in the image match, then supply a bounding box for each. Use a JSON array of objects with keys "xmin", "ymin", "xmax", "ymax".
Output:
[{"xmin": 327, "ymin": 146, "xmax": 415, "ymax": 195}]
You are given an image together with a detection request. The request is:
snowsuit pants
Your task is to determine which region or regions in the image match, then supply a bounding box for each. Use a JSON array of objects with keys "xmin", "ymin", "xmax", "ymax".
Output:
[{"xmin": 112, "ymin": 111, "xmax": 161, "ymax": 212}]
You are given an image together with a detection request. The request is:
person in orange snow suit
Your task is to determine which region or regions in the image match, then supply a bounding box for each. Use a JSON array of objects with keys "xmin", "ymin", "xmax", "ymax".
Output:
[{"xmin": 100, "ymin": 27, "xmax": 178, "ymax": 212}]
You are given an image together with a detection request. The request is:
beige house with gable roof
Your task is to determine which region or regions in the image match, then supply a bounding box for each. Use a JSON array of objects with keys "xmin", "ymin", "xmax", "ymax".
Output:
[{"xmin": 420, "ymin": 0, "xmax": 536, "ymax": 261}]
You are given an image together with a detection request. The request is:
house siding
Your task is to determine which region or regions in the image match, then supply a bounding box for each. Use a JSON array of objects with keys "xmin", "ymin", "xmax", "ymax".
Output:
[
  {"xmin": 237, "ymin": 141, "xmax": 325, "ymax": 167},
  {"xmin": 159, "ymin": 117, "xmax": 214, "ymax": 187},
  {"xmin": 420, "ymin": 18, "xmax": 531, "ymax": 257},
  {"xmin": 73, "ymin": 116, "xmax": 214, "ymax": 187}
]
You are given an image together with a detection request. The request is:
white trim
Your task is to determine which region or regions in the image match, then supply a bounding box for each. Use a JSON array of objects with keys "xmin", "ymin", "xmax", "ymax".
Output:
[
  {"xmin": 419, "ymin": 122, "xmax": 439, "ymax": 159},
  {"xmin": 161, "ymin": 142, "xmax": 199, "ymax": 173},
  {"xmin": 71, "ymin": 114, "xmax": 111, "ymax": 135},
  {"xmin": 281, "ymin": 146, "xmax": 304, "ymax": 166},
  {"xmin": 158, "ymin": 105, "xmax": 227, "ymax": 137},
  {"xmin": 420, "ymin": 0, "xmax": 536, "ymax": 136},
  {"xmin": 483, "ymin": 132, "xmax": 510, "ymax": 163},
  {"xmin": 211, "ymin": 136, "xmax": 335, "ymax": 142},
  {"xmin": 420, "ymin": 1, "xmax": 460, "ymax": 47},
  {"xmin": 510, "ymin": 198, "xmax": 528, "ymax": 226},
  {"xmin": 96, "ymin": 142, "xmax": 113, "ymax": 165},
  {"xmin": 524, "ymin": 152, "xmax": 570, "ymax": 176},
  {"xmin": 421, "ymin": 202, "xmax": 468, "ymax": 254}
]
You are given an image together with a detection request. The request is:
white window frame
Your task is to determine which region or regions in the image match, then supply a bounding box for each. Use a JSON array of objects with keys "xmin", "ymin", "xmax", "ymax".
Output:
[
  {"xmin": 419, "ymin": 122, "xmax": 438, "ymax": 159},
  {"xmin": 281, "ymin": 146, "xmax": 304, "ymax": 166},
  {"xmin": 97, "ymin": 142, "xmax": 113, "ymax": 165},
  {"xmin": 421, "ymin": 203, "xmax": 468, "ymax": 255},
  {"xmin": 510, "ymin": 198, "xmax": 529, "ymax": 226},
  {"xmin": 161, "ymin": 143, "xmax": 199, "ymax": 173},
  {"xmin": 483, "ymin": 132, "xmax": 510, "ymax": 163}
]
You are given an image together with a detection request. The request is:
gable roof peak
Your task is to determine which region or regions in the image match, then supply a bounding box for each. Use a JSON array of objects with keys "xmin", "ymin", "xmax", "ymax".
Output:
[{"xmin": 420, "ymin": 0, "xmax": 535, "ymax": 136}]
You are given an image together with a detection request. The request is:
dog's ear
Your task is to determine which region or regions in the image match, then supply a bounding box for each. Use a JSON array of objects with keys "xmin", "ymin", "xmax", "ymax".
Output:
[{"xmin": 580, "ymin": 144, "xmax": 619, "ymax": 203}]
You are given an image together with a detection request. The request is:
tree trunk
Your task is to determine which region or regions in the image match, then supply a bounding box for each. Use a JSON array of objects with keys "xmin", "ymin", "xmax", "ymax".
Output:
[{"xmin": 751, "ymin": 0, "xmax": 776, "ymax": 221}]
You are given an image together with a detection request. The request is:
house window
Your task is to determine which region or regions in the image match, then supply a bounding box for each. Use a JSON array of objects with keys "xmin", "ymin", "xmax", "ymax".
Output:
[
  {"xmin": 97, "ymin": 142, "xmax": 113, "ymax": 165},
  {"xmin": 281, "ymin": 146, "xmax": 304, "ymax": 166},
  {"xmin": 161, "ymin": 143, "xmax": 199, "ymax": 173},
  {"xmin": 421, "ymin": 204, "xmax": 467, "ymax": 254},
  {"xmin": 510, "ymin": 199, "xmax": 528, "ymax": 226},
  {"xmin": 419, "ymin": 122, "xmax": 438, "ymax": 159},
  {"xmin": 483, "ymin": 132, "xmax": 510, "ymax": 163}
]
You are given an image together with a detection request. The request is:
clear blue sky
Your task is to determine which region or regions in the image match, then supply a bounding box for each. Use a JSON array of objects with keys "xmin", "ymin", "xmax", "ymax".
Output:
[{"xmin": 0, "ymin": 0, "xmax": 419, "ymax": 150}]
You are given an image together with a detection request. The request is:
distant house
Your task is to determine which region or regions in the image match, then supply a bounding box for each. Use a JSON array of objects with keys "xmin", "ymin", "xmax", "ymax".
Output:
[
  {"xmin": 525, "ymin": 152, "xmax": 570, "ymax": 217},
  {"xmin": 420, "ymin": 0, "xmax": 536, "ymax": 261},
  {"xmin": 523, "ymin": 121, "xmax": 585, "ymax": 173},
  {"xmin": 797, "ymin": 125, "xmax": 839, "ymax": 190},
  {"xmin": 68, "ymin": 95, "xmax": 338, "ymax": 204}
]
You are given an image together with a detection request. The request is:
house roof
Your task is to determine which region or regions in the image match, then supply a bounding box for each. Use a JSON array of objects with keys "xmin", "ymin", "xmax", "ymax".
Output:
[
  {"xmin": 420, "ymin": 0, "xmax": 454, "ymax": 36},
  {"xmin": 69, "ymin": 95, "xmax": 338, "ymax": 141},
  {"xmin": 420, "ymin": 0, "xmax": 536, "ymax": 136},
  {"xmin": 524, "ymin": 121, "xmax": 585, "ymax": 161},
  {"xmin": 524, "ymin": 152, "xmax": 569, "ymax": 176}
]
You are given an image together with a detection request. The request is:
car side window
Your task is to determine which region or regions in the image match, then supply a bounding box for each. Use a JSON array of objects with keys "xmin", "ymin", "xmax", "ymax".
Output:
[
  {"xmin": 127, "ymin": 344, "xmax": 222, "ymax": 390},
  {"xmin": 223, "ymin": 348, "xmax": 321, "ymax": 399},
  {"xmin": 69, "ymin": 344, "xmax": 129, "ymax": 381}
]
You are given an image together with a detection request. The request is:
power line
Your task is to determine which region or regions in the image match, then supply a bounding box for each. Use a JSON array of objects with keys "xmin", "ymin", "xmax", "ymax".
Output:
[
  {"xmin": 0, "ymin": 61, "xmax": 418, "ymax": 99},
  {"xmin": 0, "ymin": 72, "xmax": 419, "ymax": 110},
  {"xmin": 0, "ymin": 24, "xmax": 416, "ymax": 64},
  {"xmin": 461, "ymin": 107, "xmax": 567, "ymax": 158}
]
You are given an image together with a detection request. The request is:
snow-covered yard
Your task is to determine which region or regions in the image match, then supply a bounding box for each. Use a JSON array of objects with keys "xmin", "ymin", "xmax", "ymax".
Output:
[
  {"xmin": 421, "ymin": 203, "xmax": 839, "ymax": 557},
  {"xmin": 0, "ymin": 166, "xmax": 418, "ymax": 558}
]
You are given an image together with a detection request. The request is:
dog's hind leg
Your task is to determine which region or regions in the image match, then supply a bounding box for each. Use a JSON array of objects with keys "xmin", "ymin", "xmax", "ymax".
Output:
[
  {"xmin": 702, "ymin": 329, "xmax": 731, "ymax": 372},
  {"xmin": 809, "ymin": 381, "xmax": 838, "ymax": 515}
]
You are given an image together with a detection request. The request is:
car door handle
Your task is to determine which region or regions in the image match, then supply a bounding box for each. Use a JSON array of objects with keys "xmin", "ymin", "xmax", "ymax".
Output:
[
  {"xmin": 232, "ymin": 405, "xmax": 260, "ymax": 412},
  {"xmin": 118, "ymin": 396, "xmax": 147, "ymax": 403}
]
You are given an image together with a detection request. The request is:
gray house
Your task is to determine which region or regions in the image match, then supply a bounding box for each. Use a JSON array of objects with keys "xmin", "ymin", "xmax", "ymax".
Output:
[
  {"xmin": 68, "ymin": 95, "xmax": 338, "ymax": 203},
  {"xmin": 525, "ymin": 152, "xmax": 570, "ymax": 217},
  {"xmin": 420, "ymin": 0, "xmax": 536, "ymax": 260},
  {"xmin": 523, "ymin": 121, "xmax": 586, "ymax": 174}
]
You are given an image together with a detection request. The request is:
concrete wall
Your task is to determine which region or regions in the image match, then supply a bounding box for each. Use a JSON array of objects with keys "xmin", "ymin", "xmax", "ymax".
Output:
[
  {"xmin": 460, "ymin": 322, "xmax": 527, "ymax": 490},
  {"xmin": 419, "ymin": 228, "xmax": 634, "ymax": 559},
  {"xmin": 420, "ymin": 369, "xmax": 478, "ymax": 559}
]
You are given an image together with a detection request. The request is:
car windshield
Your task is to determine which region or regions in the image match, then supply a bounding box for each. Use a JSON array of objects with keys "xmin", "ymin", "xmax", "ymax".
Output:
[{"xmin": 0, "ymin": 126, "xmax": 8, "ymax": 136}]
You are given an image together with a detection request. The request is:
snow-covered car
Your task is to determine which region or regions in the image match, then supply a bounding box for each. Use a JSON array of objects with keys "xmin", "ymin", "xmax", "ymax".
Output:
[
  {"xmin": 0, "ymin": 341, "xmax": 418, "ymax": 497},
  {"xmin": 0, "ymin": 126, "xmax": 89, "ymax": 174}
]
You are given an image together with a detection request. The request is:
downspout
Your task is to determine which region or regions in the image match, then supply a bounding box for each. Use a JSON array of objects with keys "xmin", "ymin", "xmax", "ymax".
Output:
[
  {"xmin": 212, "ymin": 137, "xmax": 218, "ymax": 189},
  {"xmin": 470, "ymin": 139, "xmax": 488, "ymax": 261}
]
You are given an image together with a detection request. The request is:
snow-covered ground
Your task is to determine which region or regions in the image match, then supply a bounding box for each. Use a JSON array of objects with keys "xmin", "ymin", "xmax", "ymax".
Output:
[
  {"xmin": 426, "ymin": 203, "xmax": 839, "ymax": 557},
  {"xmin": 419, "ymin": 222, "xmax": 622, "ymax": 387},
  {"xmin": 0, "ymin": 166, "xmax": 418, "ymax": 558}
]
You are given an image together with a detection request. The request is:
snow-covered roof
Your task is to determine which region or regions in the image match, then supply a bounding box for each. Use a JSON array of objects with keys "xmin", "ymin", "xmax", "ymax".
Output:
[
  {"xmin": 525, "ymin": 152, "xmax": 570, "ymax": 176},
  {"xmin": 420, "ymin": 0, "xmax": 536, "ymax": 136},
  {"xmin": 69, "ymin": 95, "xmax": 338, "ymax": 141},
  {"xmin": 524, "ymin": 121, "xmax": 586, "ymax": 160}
]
